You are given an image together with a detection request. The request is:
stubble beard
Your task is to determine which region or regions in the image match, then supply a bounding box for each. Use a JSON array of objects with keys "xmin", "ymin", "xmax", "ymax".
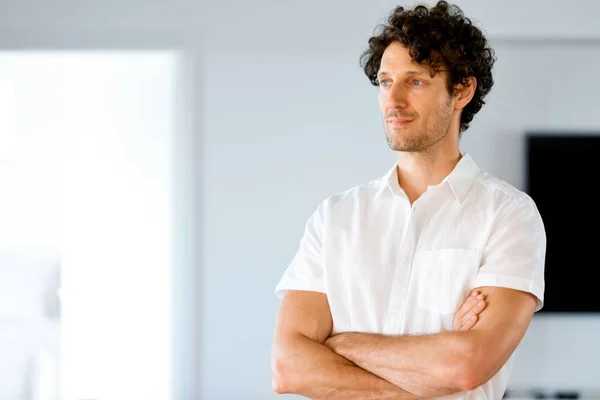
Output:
[{"xmin": 385, "ymin": 99, "xmax": 454, "ymax": 153}]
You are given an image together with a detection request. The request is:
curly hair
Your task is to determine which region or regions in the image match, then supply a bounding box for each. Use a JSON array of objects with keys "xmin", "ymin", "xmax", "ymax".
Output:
[{"xmin": 360, "ymin": 1, "xmax": 496, "ymax": 133}]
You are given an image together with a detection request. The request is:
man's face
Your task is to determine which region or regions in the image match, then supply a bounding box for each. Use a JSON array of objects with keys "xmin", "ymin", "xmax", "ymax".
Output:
[{"xmin": 377, "ymin": 42, "xmax": 456, "ymax": 152}]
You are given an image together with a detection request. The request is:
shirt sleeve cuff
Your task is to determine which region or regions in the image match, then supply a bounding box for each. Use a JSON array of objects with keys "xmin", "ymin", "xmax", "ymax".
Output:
[
  {"xmin": 473, "ymin": 273, "xmax": 545, "ymax": 312},
  {"xmin": 274, "ymin": 279, "xmax": 326, "ymax": 299}
]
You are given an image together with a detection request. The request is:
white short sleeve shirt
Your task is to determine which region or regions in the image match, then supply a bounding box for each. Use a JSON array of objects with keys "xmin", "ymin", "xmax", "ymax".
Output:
[{"xmin": 275, "ymin": 153, "xmax": 546, "ymax": 400}]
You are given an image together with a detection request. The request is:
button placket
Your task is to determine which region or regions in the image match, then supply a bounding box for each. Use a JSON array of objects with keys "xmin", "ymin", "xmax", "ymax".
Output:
[{"xmin": 383, "ymin": 206, "xmax": 417, "ymax": 334}]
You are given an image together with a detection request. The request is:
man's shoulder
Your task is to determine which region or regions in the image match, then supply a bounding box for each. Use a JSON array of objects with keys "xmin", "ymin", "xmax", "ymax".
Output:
[
  {"xmin": 319, "ymin": 176, "xmax": 384, "ymax": 211},
  {"xmin": 473, "ymin": 170, "xmax": 530, "ymax": 202},
  {"xmin": 472, "ymin": 170, "xmax": 542, "ymax": 222}
]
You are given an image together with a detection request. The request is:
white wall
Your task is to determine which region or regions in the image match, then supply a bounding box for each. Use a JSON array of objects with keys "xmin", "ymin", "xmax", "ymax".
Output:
[{"xmin": 2, "ymin": 1, "xmax": 600, "ymax": 399}]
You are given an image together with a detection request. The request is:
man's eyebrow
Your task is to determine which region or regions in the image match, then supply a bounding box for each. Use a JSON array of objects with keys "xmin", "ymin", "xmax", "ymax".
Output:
[{"xmin": 377, "ymin": 70, "xmax": 426, "ymax": 79}]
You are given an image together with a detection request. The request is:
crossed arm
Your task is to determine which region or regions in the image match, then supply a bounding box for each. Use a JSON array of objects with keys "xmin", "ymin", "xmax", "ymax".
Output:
[
  {"xmin": 271, "ymin": 289, "xmax": 421, "ymax": 400},
  {"xmin": 271, "ymin": 286, "xmax": 537, "ymax": 399}
]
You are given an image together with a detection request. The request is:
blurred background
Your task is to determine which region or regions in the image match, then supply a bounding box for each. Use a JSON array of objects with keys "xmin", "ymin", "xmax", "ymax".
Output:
[{"xmin": 0, "ymin": 0, "xmax": 599, "ymax": 399}]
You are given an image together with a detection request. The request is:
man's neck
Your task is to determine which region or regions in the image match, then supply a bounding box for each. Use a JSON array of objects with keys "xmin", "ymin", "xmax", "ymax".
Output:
[{"xmin": 396, "ymin": 149, "xmax": 462, "ymax": 205}]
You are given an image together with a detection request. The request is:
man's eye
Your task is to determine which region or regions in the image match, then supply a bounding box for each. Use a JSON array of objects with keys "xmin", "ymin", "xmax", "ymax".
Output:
[
  {"xmin": 380, "ymin": 80, "xmax": 391, "ymax": 86},
  {"xmin": 412, "ymin": 80, "xmax": 422, "ymax": 86}
]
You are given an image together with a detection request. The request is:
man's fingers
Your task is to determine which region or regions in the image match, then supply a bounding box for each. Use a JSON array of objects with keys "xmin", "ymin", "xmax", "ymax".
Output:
[
  {"xmin": 453, "ymin": 293, "xmax": 477, "ymax": 330},
  {"xmin": 460, "ymin": 314, "xmax": 478, "ymax": 330},
  {"xmin": 463, "ymin": 298, "xmax": 487, "ymax": 321},
  {"xmin": 456, "ymin": 291, "xmax": 483, "ymax": 319},
  {"xmin": 454, "ymin": 291, "xmax": 486, "ymax": 331}
]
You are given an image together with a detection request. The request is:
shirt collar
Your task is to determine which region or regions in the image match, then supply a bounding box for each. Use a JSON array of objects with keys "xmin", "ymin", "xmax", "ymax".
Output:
[{"xmin": 374, "ymin": 153, "xmax": 480, "ymax": 204}]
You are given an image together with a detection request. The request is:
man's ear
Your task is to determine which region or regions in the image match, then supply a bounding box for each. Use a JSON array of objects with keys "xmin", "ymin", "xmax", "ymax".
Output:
[{"xmin": 454, "ymin": 77, "xmax": 477, "ymax": 111}]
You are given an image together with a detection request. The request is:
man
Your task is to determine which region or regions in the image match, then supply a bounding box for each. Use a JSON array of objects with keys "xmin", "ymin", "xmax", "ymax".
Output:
[{"xmin": 271, "ymin": 2, "xmax": 546, "ymax": 399}]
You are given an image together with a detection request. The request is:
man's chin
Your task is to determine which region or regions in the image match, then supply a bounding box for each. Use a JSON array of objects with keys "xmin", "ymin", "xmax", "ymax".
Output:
[
  {"xmin": 391, "ymin": 146, "xmax": 421, "ymax": 152},
  {"xmin": 388, "ymin": 140, "xmax": 427, "ymax": 153}
]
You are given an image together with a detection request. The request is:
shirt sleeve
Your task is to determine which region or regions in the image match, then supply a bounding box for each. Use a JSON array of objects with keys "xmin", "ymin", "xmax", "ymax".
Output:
[
  {"xmin": 274, "ymin": 201, "xmax": 327, "ymax": 299},
  {"xmin": 473, "ymin": 194, "xmax": 546, "ymax": 312}
]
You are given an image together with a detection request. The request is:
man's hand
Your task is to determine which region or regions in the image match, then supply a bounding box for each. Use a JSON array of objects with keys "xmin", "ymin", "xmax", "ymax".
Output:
[{"xmin": 453, "ymin": 289, "xmax": 487, "ymax": 331}]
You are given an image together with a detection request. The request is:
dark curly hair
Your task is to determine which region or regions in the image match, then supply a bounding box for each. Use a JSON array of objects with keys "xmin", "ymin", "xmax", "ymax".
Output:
[{"xmin": 360, "ymin": 1, "xmax": 496, "ymax": 133}]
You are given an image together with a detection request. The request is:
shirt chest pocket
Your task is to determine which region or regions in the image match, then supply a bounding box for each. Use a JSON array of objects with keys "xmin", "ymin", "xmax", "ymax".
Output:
[{"xmin": 414, "ymin": 248, "xmax": 481, "ymax": 315}]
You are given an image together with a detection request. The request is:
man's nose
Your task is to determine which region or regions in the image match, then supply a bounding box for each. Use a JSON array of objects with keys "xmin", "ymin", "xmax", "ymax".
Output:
[{"xmin": 386, "ymin": 83, "xmax": 409, "ymax": 109}]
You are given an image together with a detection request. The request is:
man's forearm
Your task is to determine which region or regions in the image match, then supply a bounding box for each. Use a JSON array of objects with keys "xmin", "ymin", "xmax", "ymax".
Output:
[
  {"xmin": 325, "ymin": 331, "xmax": 476, "ymax": 398},
  {"xmin": 273, "ymin": 332, "xmax": 423, "ymax": 399}
]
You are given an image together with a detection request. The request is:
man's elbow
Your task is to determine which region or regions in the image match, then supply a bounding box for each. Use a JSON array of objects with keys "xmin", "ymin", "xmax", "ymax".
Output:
[
  {"xmin": 271, "ymin": 356, "xmax": 292, "ymax": 394},
  {"xmin": 457, "ymin": 368, "xmax": 483, "ymax": 392},
  {"xmin": 271, "ymin": 330, "xmax": 317, "ymax": 395},
  {"xmin": 423, "ymin": 351, "xmax": 482, "ymax": 395},
  {"xmin": 455, "ymin": 344, "xmax": 493, "ymax": 391},
  {"xmin": 271, "ymin": 345, "xmax": 297, "ymax": 394},
  {"xmin": 458, "ymin": 363, "xmax": 494, "ymax": 392},
  {"xmin": 437, "ymin": 362, "xmax": 480, "ymax": 394}
]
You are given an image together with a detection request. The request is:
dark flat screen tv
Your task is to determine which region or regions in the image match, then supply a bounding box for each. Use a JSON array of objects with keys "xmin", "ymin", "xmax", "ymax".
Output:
[{"xmin": 525, "ymin": 133, "xmax": 600, "ymax": 313}]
